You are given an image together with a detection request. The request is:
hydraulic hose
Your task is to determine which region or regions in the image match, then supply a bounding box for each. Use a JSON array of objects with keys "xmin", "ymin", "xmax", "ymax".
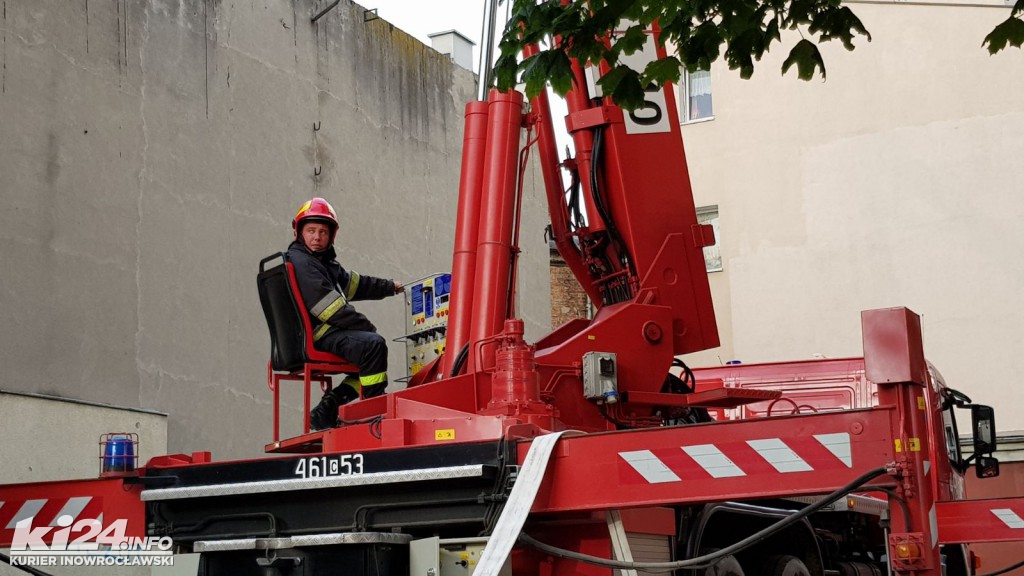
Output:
[
  {"xmin": 978, "ymin": 557, "xmax": 1024, "ymax": 576},
  {"xmin": 450, "ymin": 343, "xmax": 470, "ymax": 377},
  {"xmin": 518, "ymin": 466, "xmax": 890, "ymax": 573}
]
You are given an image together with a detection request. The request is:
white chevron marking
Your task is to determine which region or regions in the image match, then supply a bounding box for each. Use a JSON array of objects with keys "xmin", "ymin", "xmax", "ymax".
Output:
[
  {"xmin": 48, "ymin": 497, "xmax": 93, "ymax": 527},
  {"xmin": 620, "ymin": 450, "xmax": 681, "ymax": 484},
  {"xmin": 930, "ymin": 504, "xmax": 938, "ymax": 549},
  {"xmin": 813, "ymin": 433, "xmax": 852, "ymax": 467},
  {"xmin": 7, "ymin": 500, "xmax": 47, "ymax": 529},
  {"xmin": 747, "ymin": 438, "xmax": 813, "ymax": 473},
  {"xmin": 992, "ymin": 509, "xmax": 1024, "ymax": 529},
  {"xmin": 683, "ymin": 445, "xmax": 746, "ymax": 478}
]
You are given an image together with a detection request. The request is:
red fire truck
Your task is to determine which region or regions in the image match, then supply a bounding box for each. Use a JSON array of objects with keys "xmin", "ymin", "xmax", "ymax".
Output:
[{"xmin": 2, "ymin": 8, "xmax": 1022, "ymax": 576}]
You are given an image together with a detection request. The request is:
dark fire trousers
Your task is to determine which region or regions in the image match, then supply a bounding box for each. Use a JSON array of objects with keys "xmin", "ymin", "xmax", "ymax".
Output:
[{"xmin": 318, "ymin": 329, "xmax": 388, "ymax": 399}]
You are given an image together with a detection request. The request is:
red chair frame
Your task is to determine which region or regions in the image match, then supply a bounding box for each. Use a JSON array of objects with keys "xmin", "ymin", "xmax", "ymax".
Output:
[{"xmin": 265, "ymin": 260, "xmax": 358, "ymax": 441}]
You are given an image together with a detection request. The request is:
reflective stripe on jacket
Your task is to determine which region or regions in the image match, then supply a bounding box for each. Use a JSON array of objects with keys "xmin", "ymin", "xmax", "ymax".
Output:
[{"xmin": 287, "ymin": 241, "xmax": 396, "ymax": 341}]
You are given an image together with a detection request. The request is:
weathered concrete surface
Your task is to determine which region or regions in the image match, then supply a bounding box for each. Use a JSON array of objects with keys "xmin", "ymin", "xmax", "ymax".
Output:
[
  {"xmin": 0, "ymin": 0, "xmax": 551, "ymax": 459},
  {"xmin": 0, "ymin": 392, "xmax": 168, "ymax": 484}
]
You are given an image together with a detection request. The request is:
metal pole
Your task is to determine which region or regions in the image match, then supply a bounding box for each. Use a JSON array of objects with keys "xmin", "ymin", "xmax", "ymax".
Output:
[{"xmin": 476, "ymin": 0, "xmax": 500, "ymax": 101}]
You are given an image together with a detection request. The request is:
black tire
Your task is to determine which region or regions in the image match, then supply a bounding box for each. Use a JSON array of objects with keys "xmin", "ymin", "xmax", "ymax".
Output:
[
  {"xmin": 758, "ymin": 555, "xmax": 811, "ymax": 576},
  {"xmin": 703, "ymin": 554, "xmax": 745, "ymax": 576}
]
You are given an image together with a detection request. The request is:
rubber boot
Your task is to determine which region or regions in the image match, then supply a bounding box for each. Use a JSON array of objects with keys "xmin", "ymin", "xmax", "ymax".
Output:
[
  {"xmin": 335, "ymin": 380, "xmax": 361, "ymax": 405},
  {"xmin": 309, "ymin": 391, "xmax": 340, "ymax": 431},
  {"xmin": 310, "ymin": 380, "xmax": 364, "ymax": 430}
]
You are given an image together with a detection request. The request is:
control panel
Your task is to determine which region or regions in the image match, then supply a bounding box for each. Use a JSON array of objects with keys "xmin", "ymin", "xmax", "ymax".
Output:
[{"xmin": 403, "ymin": 273, "xmax": 451, "ymax": 377}]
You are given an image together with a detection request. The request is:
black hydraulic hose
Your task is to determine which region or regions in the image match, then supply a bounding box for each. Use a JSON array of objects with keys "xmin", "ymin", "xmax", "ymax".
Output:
[
  {"xmin": 518, "ymin": 466, "xmax": 890, "ymax": 573},
  {"xmin": 158, "ymin": 512, "xmax": 277, "ymax": 538},
  {"xmin": 352, "ymin": 497, "xmax": 483, "ymax": 531},
  {"xmin": 588, "ymin": 127, "xmax": 635, "ymax": 298},
  {"xmin": 978, "ymin": 557, "xmax": 1024, "ymax": 576},
  {"xmin": 589, "ymin": 128, "xmax": 614, "ymax": 239},
  {"xmin": 339, "ymin": 414, "xmax": 383, "ymax": 426},
  {"xmin": 450, "ymin": 343, "xmax": 470, "ymax": 377},
  {"xmin": 0, "ymin": 551, "xmax": 54, "ymax": 576},
  {"xmin": 870, "ymin": 486, "xmax": 911, "ymax": 528}
]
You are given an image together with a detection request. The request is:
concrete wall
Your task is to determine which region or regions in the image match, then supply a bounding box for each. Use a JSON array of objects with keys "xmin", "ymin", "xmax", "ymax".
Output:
[
  {"xmin": 679, "ymin": 1, "xmax": 1024, "ymax": 432},
  {"xmin": 0, "ymin": 392, "xmax": 167, "ymax": 484},
  {"xmin": 0, "ymin": 0, "xmax": 551, "ymax": 460},
  {"xmin": 0, "ymin": 394, "xmax": 168, "ymax": 576}
]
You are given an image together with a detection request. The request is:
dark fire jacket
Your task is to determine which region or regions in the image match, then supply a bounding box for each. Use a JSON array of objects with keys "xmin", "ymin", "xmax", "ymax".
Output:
[{"xmin": 287, "ymin": 241, "xmax": 396, "ymax": 342}]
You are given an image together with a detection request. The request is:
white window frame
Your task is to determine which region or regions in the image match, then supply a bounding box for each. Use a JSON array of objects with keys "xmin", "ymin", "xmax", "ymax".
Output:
[
  {"xmin": 679, "ymin": 68, "xmax": 714, "ymax": 124},
  {"xmin": 696, "ymin": 205, "xmax": 722, "ymax": 273}
]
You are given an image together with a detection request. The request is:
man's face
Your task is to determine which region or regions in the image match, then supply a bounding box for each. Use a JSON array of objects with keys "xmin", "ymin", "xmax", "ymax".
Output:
[{"xmin": 301, "ymin": 222, "xmax": 332, "ymax": 252}]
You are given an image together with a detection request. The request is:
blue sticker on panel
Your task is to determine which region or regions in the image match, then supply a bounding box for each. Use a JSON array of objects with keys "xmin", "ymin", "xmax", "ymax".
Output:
[{"xmin": 411, "ymin": 283, "xmax": 424, "ymax": 315}]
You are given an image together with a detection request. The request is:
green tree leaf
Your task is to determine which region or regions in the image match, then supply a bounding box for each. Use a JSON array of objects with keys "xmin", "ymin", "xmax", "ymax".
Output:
[
  {"xmin": 494, "ymin": 0, "xmax": 1017, "ymax": 104},
  {"xmin": 519, "ymin": 53, "xmax": 548, "ymax": 100},
  {"xmin": 548, "ymin": 51, "xmax": 576, "ymax": 96},
  {"xmin": 614, "ymin": 23, "xmax": 649, "ymax": 58},
  {"xmin": 643, "ymin": 55, "xmax": 683, "ymax": 86},
  {"xmin": 608, "ymin": 66, "xmax": 646, "ymax": 109}
]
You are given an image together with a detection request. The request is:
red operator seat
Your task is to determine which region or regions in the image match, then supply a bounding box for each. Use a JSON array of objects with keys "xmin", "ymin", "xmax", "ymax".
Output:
[{"xmin": 257, "ymin": 252, "xmax": 359, "ymax": 442}]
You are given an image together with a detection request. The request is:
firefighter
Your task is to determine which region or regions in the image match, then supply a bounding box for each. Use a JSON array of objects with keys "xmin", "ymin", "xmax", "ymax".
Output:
[{"xmin": 288, "ymin": 197, "xmax": 404, "ymax": 430}]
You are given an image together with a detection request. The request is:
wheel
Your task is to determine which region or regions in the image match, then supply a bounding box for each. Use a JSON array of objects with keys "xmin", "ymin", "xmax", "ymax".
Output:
[
  {"xmin": 758, "ymin": 554, "xmax": 811, "ymax": 576},
  {"xmin": 703, "ymin": 554, "xmax": 744, "ymax": 576}
]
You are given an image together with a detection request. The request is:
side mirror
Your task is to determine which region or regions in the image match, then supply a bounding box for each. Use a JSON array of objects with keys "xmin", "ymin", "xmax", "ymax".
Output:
[
  {"xmin": 972, "ymin": 405, "xmax": 997, "ymax": 454},
  {"xmin": 976, "ymin": 456, "xmax": 1000, "ymax": 479},
  {"xmin": 971, "ymin": 405, "xmax": 999, "ymax": 478}
]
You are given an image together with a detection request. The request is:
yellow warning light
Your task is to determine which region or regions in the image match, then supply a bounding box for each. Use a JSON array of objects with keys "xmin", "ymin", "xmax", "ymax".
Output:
[
  {"xmin": 847, "ymin": 497, "xmax": 856, "ymax": 508},
  {"xmin": 895, "ymin": 542, "xmax": 921, "ymax": 559}
]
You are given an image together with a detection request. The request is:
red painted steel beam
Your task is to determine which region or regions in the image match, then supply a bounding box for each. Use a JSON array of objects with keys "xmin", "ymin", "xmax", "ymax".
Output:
[
  {"xmin": 0, "ymin": 478, "xmax": 145, "ymax": 547},
  {"xmin": 937, "ymin": 498, "xmax": 1024, "ymax": 544},
  {"xmin": 863, "ymin": 307, "xmax": 941, "ymax": 571},
  {"xmin": 468, "ymin": 90, "xmax": 525, "ymax": 371},
  {"xmin": 521, "ymin": 408, "xmax": 898, "ymax": 514},
  {"xmin": 444, "ymin": 101, "xmax": 490, "ymax": 376},
  {"xmin": 523, "ymin": 48, "xmax": 602, "ymax": 307}
]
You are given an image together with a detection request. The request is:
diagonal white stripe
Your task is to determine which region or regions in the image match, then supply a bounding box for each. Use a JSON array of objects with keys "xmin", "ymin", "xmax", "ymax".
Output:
[
  {"xmin": 683, "ymin": 445, "xmax": 746, "ymax": 478},
  {"xmin": 48, "ymin": 497, "xmax": 92, "ymax": 527},
  {"xmin": 813, "ymin": 433, "xmax": 852, "ymax": 467},
  {"xmin": 747, "ymin": 438, "xmax": 813, "ymax": 473},
  {"xmin": 620, "ymin": 450, "xmax": 681, "ymax": 484},
  {"xmin": 7, "ymin": 500, "xmax": 47, "ymax": 529},
  {"xmin": 992, "ymin": 509, "xmax": 1024, "ymax": 529},
  {"xmin": 929, "ymin": 504, "xmax": 938, "ymax": 549}
]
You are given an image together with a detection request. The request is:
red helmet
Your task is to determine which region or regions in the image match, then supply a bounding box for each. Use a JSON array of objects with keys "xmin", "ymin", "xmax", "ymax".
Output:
[{"xmin": 293, "ymin": 197, "xmax": 338, "ymax": 241}]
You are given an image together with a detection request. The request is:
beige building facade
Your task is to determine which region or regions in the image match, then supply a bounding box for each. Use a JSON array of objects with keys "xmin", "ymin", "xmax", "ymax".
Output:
[{"xmin": 676, "ymin": 1, "xmax": 1024, "ymax": 434}]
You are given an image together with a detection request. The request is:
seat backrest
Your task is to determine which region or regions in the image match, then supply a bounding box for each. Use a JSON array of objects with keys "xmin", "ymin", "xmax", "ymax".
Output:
[{"xmin": 257, "ymin": 253, "xmax": 312, "ymax": 373}]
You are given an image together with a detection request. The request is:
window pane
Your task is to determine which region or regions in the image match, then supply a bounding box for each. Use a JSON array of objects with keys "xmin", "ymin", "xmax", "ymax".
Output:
[{"xmin": 687, "ymin": 69, "xmax": 713, "ymax": 121}]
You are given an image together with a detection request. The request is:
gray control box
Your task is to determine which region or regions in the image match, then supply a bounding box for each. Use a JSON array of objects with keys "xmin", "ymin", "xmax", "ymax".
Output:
[{"xmin": 582, "ymin": 351, "xmax": 619, "ymax": 404}]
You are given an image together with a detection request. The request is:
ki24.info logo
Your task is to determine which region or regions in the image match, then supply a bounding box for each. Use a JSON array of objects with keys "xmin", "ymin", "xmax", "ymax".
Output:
[{"xmin": 9, "ymin": 515, "xmax": 174, "ymax": 567}]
